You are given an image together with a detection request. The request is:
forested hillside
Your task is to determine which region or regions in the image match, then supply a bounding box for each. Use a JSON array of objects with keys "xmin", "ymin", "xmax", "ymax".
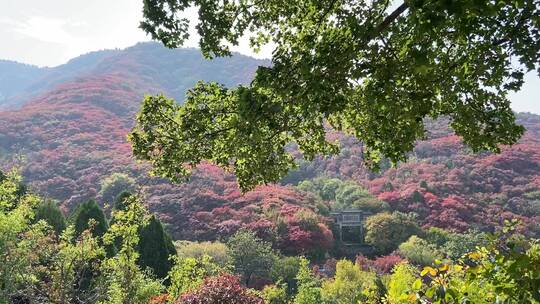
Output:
[{"xmin": 0, "ymin": 42, "xmax": 539, "ymax": 244}]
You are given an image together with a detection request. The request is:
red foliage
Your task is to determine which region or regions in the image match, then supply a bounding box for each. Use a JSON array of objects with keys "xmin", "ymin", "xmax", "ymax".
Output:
[
  {"xmin": 176, "ymin": 274, "xmax": 263, "ymax": 304},
  {"xmin": 371, "ymin": 255, "xmax": 404, "ymax": 274},
  {"xmin": 355, "ymin": 254, "xmax": 404, "ymax": 274},
  {"xmin": 1, "ymin": 43, "xmax": 540, "ymax": 247}
]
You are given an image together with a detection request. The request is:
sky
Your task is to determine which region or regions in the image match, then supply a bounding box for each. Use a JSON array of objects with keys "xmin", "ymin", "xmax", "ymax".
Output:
[{"xmin": 0, "ymin": 0, "xmax": 538, "ymax": 114}]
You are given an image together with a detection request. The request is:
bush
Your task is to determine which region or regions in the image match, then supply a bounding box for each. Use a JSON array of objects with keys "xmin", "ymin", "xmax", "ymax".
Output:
[
  {"xmin": 398, "ymin": 236, "xmax": 442, "ymax": 266},
  {"xmin": 175, "ymin": 240, "xmax": 232, "ymax": 268},
  {"xmin": 372, "ymin": 255, "xmax": 404, "ymax": 274},
  {"xmin": 176, "ymin": 274, "xmax": 263, "ymax": 304}
]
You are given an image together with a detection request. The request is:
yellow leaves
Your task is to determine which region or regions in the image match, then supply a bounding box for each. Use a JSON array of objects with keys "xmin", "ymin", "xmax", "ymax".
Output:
[
  {"xmin": 468, "ymin": 251, "xmax": 483, "ymax": 260},
  {"xmin": 421, "ymin": 266, "xmax": 437, "ymax": 277},
  {"xmin": 408, "ymin": 293, "xmax": 418, "ymax": 302},
  {"xmin": 438, "ymin": 264, "xmax": 449, "ymax": 272}
]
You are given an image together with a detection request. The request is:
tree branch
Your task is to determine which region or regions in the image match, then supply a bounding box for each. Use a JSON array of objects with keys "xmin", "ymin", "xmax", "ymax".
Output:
[{"xmin": 373, "ymin": 2, "xmax": 409, "ymax": 37}]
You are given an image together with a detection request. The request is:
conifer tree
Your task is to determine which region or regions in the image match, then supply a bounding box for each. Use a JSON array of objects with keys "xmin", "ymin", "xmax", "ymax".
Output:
[
  {"xmin": 34, "ymin": 199, "xmax": 66, "ymax": 235},
  {"xmin": 137, "ymin": 215, "xmax": 176, "ymax": 280},
  {"xmin": 113, "ymin": 192, "xmax": 176, "ymax": 279},
  {"xmin": 71, "ymin": 200, "xmax": 109, "ymax": 238},
  {"xmin": 71, "ymin": 200, "xmax": 115, "ymax": 256}
]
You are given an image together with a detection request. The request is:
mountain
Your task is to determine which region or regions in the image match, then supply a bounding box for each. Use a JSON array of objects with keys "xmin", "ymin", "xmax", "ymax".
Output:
[
  {"xmin": 0, "ymin": 42, "xmax": 266, "ymax": 207},
  {"xmin": 0, "ymin": 60, "xmax": 46, "ymax": 106},
  {"xmin": 0, "ymin": 42, "xmax": 539, "ymax": 242},
  {"xmin": 0, "ymin": 50, "xmax": 122, "ymax": 109}
]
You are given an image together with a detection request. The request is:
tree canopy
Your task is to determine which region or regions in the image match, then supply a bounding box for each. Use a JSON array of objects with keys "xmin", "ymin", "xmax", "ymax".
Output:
[{"xmin": 131, "ymin": 0, "xmax": 540, "ymax": 191}]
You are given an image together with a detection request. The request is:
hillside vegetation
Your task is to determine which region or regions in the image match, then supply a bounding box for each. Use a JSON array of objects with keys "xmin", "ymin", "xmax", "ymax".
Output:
[{"xmin": 1, "ymin": 43, "xmax": 539, "ymax": 242}]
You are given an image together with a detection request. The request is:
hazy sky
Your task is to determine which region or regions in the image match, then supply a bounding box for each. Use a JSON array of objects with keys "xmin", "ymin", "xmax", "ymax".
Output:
[{"xmin": 0, "ymin": 0, "xmax": 538, "ymax": 113}]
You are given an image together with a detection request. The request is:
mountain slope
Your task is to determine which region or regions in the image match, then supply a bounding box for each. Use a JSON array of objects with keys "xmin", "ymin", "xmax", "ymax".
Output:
[
  {"xmin": 0, "ymin": 43, "xmax": 539, "ymax": 241},
  {"xmin": 0, "ymin": 43, "xmax": 266, "ymax": 209}
]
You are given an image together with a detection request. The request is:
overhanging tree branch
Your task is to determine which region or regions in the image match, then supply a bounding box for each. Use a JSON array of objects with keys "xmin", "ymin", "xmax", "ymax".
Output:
[{"xmin": 373, "ymin": 2, "xmax": 409, "ymax": 37}]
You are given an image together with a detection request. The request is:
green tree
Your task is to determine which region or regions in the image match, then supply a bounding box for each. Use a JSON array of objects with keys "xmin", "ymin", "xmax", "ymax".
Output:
[
  {"xmin": 227, "ymin": 229, "xmax": 277, "ymax": 286},
  {"xmin": 398, "ymin": 235, "xmax": 442, "ymax": 266},
  {"xmin": 293, "ymin": 257, "xmax": 321, "ymax": 304},
  {"xmin": 167, "ymin": 255, "xmax": 223, "ymax": 299},
  {"xmin": 113, "ymin": 191, "xmax": 133, "ymax": 212},
  {"xmin": 34, "ymin": 199, "xmax": 66, "ymax": 235},
  {"xmin": 70, "ymin": 200, "xmax": 116, "ymax": 257},
  {"xmin": 261, "ymin": 283, "xmax": 288, "ymax": 304},
  {"xmin": 270, "ymin": 256, "xmax": 301, "ymax": 295},
  {"xmin": 321, "ymin": 259, "xmax": 380, "ymax": 304},
  {"xmin": 0, "ymin": 169, "xmax": 45, "ymax": 302},
  {"xmin": 334, "ymin": 181, "xmax": 389, "ymax": 212},
  {"xmin": 385, "ymin": 262, "xmax": 418, "ymax": 304},
  {"xmin": 425, "ymin": 227, "xmax": 488, "ymax": 260},
  {"xmin": 71, "ymin": 200, "xmax": 109, "ymax": 239},
  {"xmin": 175, "ymin": 240, "xmax": 232, "ymax": 268},
  {"xmin": 364, "ymin": 212, "xmax": 422, "ymax": 254},
  {"xmin": 39, "ymin": 226, "xmax": 107, "ymax": 304},
  {"xmin": 131, "ymin": 0, "xmax": 538, "ymax": 191},
  {"xmin": 297, "ymin": 176, "xmax": 342, "ymax": 201},
  {"xmin": 100, "ymin": 195, "xmax": 162, "ymax": 304},
  {"xmin": 137, "ymin": 215, "xmax": 176, "ymax": 280}
]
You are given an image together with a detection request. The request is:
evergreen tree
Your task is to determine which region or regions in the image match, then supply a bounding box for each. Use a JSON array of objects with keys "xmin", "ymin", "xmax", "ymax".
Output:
[
  {"xmin": 113, "ymin": 192, "xmax": 176, "ymax": 279},
  {"xmin": 34, "ymin": 200, "xmax": 66, "ymax": 235},
  {"xmin": 137, "ymin": 215, "xmax": 176, "ymax": 280},
  {"xmin": 70, "ymin": 200, "xmax": 115, "ymax": 256},
  {"xmin": 71, "ymin": 200, "xmax": 109, "ymax": 238}
]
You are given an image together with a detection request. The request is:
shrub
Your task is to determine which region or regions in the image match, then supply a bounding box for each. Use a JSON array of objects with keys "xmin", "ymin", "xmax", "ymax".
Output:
[
  {"xmin": 321, "ymin": 260, "xmax": 380, "ymax": 304},
  {"xmin": 176, "ymin": 274, "xmax": 263, "ymax": 304},
  {"xmin": 175, "ymin": 240, "xmax": 232, "ymax": 268},
  {"xmin": 398, "ymin": 236, "xmax": 442, "ymax": 266},
  {"xmin": 372, "ymin": 255, "xmax": 404, "ymax": 274}
]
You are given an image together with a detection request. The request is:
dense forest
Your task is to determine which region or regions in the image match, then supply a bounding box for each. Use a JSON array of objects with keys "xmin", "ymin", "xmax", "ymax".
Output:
[
  {"xmin": 1, "ymin": 43, "xmax": 539, "ymax": 303},
  {"xmin": 1, "ymin": 44, "xmax": 539, "ymax": 241}
]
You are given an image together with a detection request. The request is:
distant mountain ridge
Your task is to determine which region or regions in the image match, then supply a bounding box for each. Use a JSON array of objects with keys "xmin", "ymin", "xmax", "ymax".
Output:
[
  {"xmin": 0, "ymin": 43, "xmax": 268, "ymax": 110},
  {"xmin": 0, "ymin": 50, "xmax": 122, "ymax": 109}
]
